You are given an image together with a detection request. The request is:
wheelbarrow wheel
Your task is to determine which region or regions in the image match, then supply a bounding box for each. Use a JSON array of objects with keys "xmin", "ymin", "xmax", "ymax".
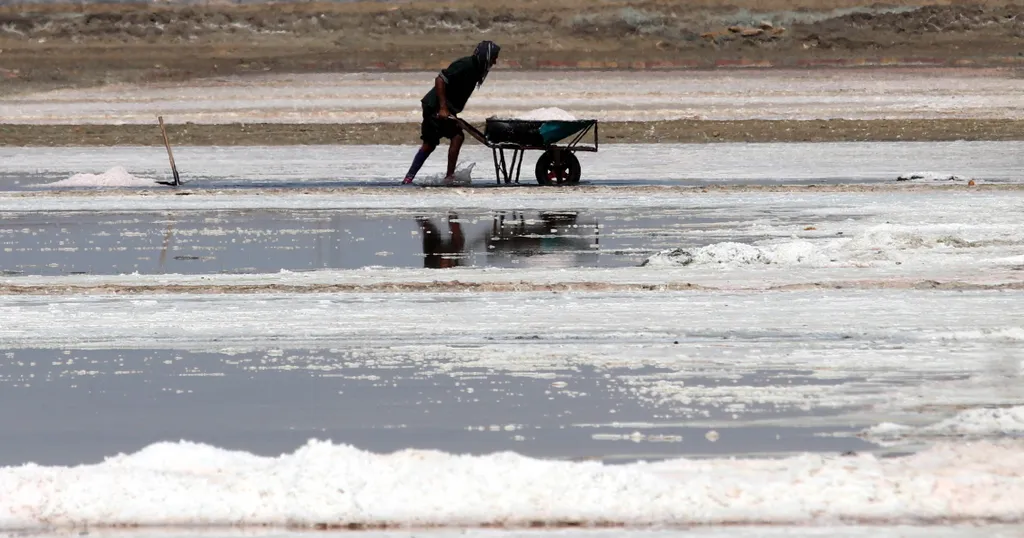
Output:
[{"xmin": 535, "ymin": 150, "xmax": 581, "ymax": 186}]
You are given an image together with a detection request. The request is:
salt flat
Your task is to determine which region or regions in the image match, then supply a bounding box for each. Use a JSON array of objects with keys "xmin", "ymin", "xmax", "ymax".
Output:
[
  {"xmin": 2, "ymin": 69, "xmax": 1022, "ymax": 124},
  {"xmin": 2, "ymin": 72, "xmax": 1024, "ymax": 534},
  {"xmin": 3, "ymin": 141, "xmax": 1023, "ymax": 191}
]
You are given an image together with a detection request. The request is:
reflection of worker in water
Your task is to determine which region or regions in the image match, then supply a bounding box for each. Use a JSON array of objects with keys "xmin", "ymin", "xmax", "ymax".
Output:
[{"xmin": 416, "ymin": 212, "xmax": 465, "ymax": 268}]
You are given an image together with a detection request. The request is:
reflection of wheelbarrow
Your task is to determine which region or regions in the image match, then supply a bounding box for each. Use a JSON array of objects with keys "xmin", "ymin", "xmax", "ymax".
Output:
[
  {"xmin": 485, "ymin": 211, "xmax": 598, "ymax": 251},
  {"xmin": 454, "ymin": 117, "xmax": 598, "ymax": 186},
  {"xmin": 474, "ymin": 211, "xmax": 600, "ymax": 268}
]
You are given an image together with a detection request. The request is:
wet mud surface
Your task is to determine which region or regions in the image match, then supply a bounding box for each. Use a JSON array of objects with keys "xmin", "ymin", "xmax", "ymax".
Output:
[{"xmin": 4, "ymin": 119, "xmax": 1024, "ymax": 146}]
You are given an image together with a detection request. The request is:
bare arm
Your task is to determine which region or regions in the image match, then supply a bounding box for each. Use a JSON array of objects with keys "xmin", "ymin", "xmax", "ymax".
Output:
[{"xmin": 435, "ymin": 76, "xmax": 449, "ymax": 118}]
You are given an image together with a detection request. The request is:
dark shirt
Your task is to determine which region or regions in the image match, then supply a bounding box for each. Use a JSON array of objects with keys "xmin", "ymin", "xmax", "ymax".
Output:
[{"xmin": 421, "ymin": 55, "xmax": 486, "ymax": 115}]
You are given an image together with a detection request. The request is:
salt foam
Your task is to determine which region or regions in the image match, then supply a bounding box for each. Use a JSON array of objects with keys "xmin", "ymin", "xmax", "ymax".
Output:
[{"xmin": 413, "ymin": 162, "xmax": 475, "ymax": 187}]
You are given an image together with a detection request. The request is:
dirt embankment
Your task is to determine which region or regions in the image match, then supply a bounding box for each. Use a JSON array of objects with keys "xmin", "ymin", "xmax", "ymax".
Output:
[{"xmin": 2, "ymin": 0, "xmax": 1024, "ymax": 94}]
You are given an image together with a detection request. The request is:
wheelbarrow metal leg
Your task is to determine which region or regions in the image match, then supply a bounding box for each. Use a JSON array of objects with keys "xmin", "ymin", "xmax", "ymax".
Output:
[
  {"xmin": 503, "ymin": 149, "xmax": 514, "ymax": 185},
  {"xmin": 514, "ymin": 149, "xmax": 525, "ymax": 184},
  {"xmin": 491, "ymin": 148, "xmax": 501, "ymax": 185},
  {"xmin": 499, "ymin": 149, "xmax": 510, "ymax": 185},
  {"xmin": 493, "ymin": 147, "xmax": 516, "ymax": 185}
]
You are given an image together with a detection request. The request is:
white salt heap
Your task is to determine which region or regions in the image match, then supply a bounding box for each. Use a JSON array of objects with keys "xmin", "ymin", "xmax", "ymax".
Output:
[
  {"xmin": 3, "ymin": 438, "xmax": 1024, "ymax": 529},
  {"xmin": 45, "ymin": 166, "xmax": 158, "ymax": 187}
]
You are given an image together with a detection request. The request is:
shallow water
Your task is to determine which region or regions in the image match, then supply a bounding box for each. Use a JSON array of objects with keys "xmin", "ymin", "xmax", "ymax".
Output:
[
  {"xmin": 4, "ymin": 287, "xmax": 1021, "ymax": 467},
  {"xmin": 0, "ymin": 208, "xmax": 788, "ymax": 275},
  {"xmin": 3, "ymin": 74, "xmax": 1024, "ymax": 532},
  {"xmin": 0, "ymin": 345, "xmax": 878, "ymax": 467}
]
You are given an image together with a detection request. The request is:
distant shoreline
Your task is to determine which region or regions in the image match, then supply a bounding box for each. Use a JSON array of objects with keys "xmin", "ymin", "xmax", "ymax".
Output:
[{"xmin": 2, "ymin": 0, "xmax": 1023, "ymax": 95}]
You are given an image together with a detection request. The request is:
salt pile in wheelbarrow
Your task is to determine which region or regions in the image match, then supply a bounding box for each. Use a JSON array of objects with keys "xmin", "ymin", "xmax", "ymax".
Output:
[
  {"xmin": 485, "ymin": 108, "xmax": 584, "ymax": 147},
  {"xmin": 496, "ymin": 108, "xmax": 579, "ymax": 121}
]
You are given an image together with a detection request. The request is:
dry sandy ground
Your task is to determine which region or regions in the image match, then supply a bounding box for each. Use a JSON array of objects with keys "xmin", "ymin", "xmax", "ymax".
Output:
[{"xmin": 3, "ymin": 0, "xmax": 1024, "ymax": 92}]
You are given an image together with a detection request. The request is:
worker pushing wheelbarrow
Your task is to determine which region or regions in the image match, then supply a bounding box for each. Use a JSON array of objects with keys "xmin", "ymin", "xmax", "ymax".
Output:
[{"xmin": 400, "ymin": 40, "xmax": 599, "ymax": 187}]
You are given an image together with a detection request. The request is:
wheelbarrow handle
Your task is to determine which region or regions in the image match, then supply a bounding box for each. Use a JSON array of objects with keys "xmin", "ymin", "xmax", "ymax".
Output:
[{"xmin": 452, "ymin": 116, "xmax": 489, "ymax": 146}]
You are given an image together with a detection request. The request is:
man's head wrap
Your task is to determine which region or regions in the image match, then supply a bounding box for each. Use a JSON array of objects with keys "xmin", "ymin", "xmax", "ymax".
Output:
[{"xmin": 473, "ymin": 40, "xmax": 500, "ymax": 87}]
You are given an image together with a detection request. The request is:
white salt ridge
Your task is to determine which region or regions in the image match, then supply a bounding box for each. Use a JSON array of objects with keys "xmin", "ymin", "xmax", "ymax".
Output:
[
  {"xmin": 45, "ymin": 166, "xmax": 158, "ymax": 188},
  {"xmin": 865, "ymin": 406, "xmax": 1024, "ymax": 444},
  {"xmin": 640, "ymin": 224, "xmax": 1004, "ymax": 269},
  {"xmin": 413, "ymin": 162, "xmax": 475, "ymax": 187},
  {"xmin": 926, "ymin": 407, "xmax": 1024, "ymax": 435},
  {"xmin": 640, "ymin": 240, "xmax": 843, "ymax": 268},
  {"xmin": 642, "ymin": 243, "xmax": 788, "ymax": 267},
  {"xmin": 938, "ymin": 328, "xmax": 1024, "ymax": 342},
  {"xmin": 3, "ymin": 439, "xmax": 1024, "ymax": 530},
  {"xmin": 896, "ymin": 172, "xmax": 971, "ymax": 182}
]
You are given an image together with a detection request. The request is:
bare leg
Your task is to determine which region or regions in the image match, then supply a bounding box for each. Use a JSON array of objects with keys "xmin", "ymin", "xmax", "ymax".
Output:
[{"xmin": 446, "ymin": 133, "xmax": 465, "ymax": 180}]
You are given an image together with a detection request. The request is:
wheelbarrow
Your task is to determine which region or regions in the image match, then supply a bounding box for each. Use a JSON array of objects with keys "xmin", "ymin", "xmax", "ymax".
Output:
[{"xmin": 453, "ymin": 116, "xmax": 599, "ymax": 186}]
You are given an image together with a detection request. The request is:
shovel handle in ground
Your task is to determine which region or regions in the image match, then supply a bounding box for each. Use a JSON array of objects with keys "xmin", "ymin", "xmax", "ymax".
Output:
[{"xmin": 157, "ymin": 116, "xmax": 181, "ymax": 187}]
